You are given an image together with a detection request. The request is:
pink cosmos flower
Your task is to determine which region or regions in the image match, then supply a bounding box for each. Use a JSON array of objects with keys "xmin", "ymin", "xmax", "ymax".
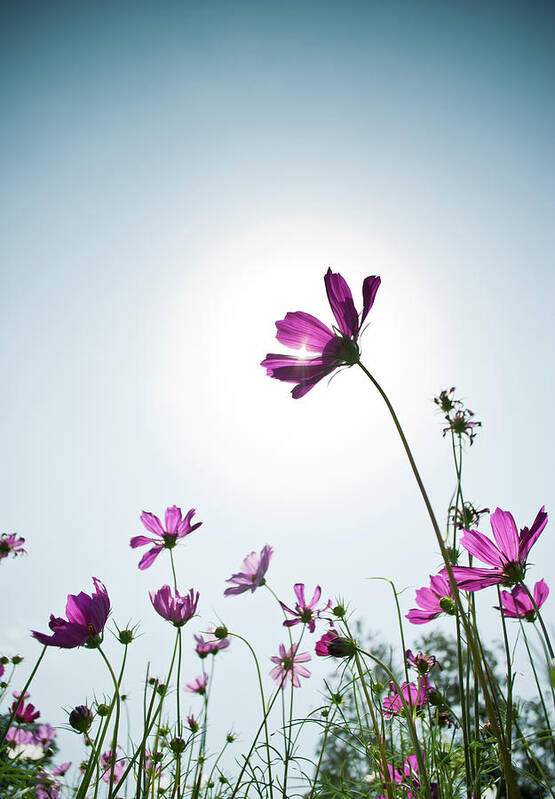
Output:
[
  {"xmin": 150, "ymin": 586, "xmax": 199, "ymax": 627},
  {"xmin": 382, "ymin": 677, "xmax": 433, "ymax": 718},
  {"xmin": 194, "ymin": 632, "xmax": 230, "ymax": 658},
  {"xmin": 0, "ymin": 533, "xmax": 26, "ymax": 561},
  {"xmin": 11, "ymin": 697, "xmax": 40, "ymax": 723},
  {"xmin": 405, "ymin": 650, "xmax": 440, "ymax": 675},
  {"xmin": 187, "ymin": 714, "xmax": 199, "ymax": 732},
  {"xmin": 406, "ymin": 571, "xmax": 456, "ymax": 625},
  {"xmin": 100, "ymin": 749, "xmax": 126, "ymax": 784},
  {"xmin": 378, "ymin": 754, "xmax": 439, "ymax": 799},
  {"xmin": 184, "ymin": 674, "xmax": 209, "ymax": 695},
  {"xmin": 224, "ymin": 545, "xmax": 273, "ymax": 596},
  {"xmin": 36, "ymin": 724, "xmax": 56, "ymax": 746},
  {"xmin": 451, "ymin": 507, "xmax": 548, "ymax": 591},
  {"xmin": 315, "ymin": 628, "xmax": 341, "ymax": 657},
  {"xmin": 497, "ymin": 580, "xmax": 549, "ymax": 621},
  {"xmin": 32, "ymin": 578, "xmax": 110, "ymax": 648},
  {"xmin": 261, "ymin": 268, "xmax": 381, "ymax": 399},
  {"xmin": 269, "ymin": 643, "xmax": 311, "ymax": 689},
  {"xmin": 130, "ymin": 505, "xmax": 202, "ymax": 570},
  {"xmin": 279, "ymin": 583, "xmax": 331, "ymax": 633}
]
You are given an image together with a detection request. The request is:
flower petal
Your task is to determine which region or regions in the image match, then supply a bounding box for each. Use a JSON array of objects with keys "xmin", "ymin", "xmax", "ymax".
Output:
[
  {"xmin": 360, "ymin": 275, "xmax": 381, "ymax": 328},
  {"xmin": 130, "ymin": 535, "xmax": 156, "ymax": 548},
  {"xmin": 490, "ymin": 508, "xmax": 519, "ymax": 562},
  {"xmin": 460, "ymin": 528, "xmax": 503, "ymax": 567},
  {"xmin": 519, "ymin": 506, "xmax": 548, "ymax": 560},
  {"xmin": 324, "ymin": 268, "xmax": 359, "ymax": 338},
  {"xmin": 138, "ymin": 546, "xmax": 163, "ymax": 570},
  {"xmin": 275, "ymin": 311, "xmax": 334, "ymax": 352},
  {"xmin": 451, "ymin": 566, "xmax": 503, "ymax": 591},
  {"xmin": 140, "ymin": 512, "xmax": 165, "ymax": 537},
  {"xmin": 534, "ymin": 578, "xmax": 549, "ymax": 608},
  {"xmin": 165, "ymin": 506, "xmax": 182, "ymax": 534}
]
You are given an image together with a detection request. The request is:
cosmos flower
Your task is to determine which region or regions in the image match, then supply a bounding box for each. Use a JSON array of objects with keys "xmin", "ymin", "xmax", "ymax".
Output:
[
  {"xmin": 194, "ymin": 632, "xmax": 230, "ymax": 658},
  {"xmin": 451, "ymin": 507, "xmax": 548, "ymax": 591},
  {"xmin": 6, "ymin": 728, "xmax": 44, "ymax": 761},
  {"xmin": 130, "ymin": 505, "xmax": 202, "ymax": 570},
  {"xmin": 406, "ymin": 571, "xmax": 456, "ymax": 625},
  {"xmin": 10, "ymin": 696, "xmax": 40, "ymax": 723},
  {"xmin": 280, "ymin": 583, "xmax": 331, "ymax": 632},
  {"xmin": 269, "ymin": 643, "xmax": 311, "ymax": 689},
  {"xmin": 0, "ymin": 533, "xmax": 26, "ymax": 562},
  {"xmin": 187, "ymin": 714, "xmax": 199, "ymax": 732},
  {"xmin": 150, "ymin": 585, "xmax": 199, "ymax": 627},
  {"xmin": 382, "ymin": 676, "xmax": 433, "ymax": 718},
  {"xmin": 184, "ymin": 674, "xmax": 209, "ymax": 695},
  {"xmin": 261, "ymin": 268, "xmax": 381, "ymax": 398},
  {"xmin": 100, "ymin": 749, "xmax": 126, "ymax": 784},
  {"xmin": 378, "ymin": 754, "xmax": 439, "ymax": 799},
  {"xmin": 497, "ymin": 580, "xmax": 549, "ymax": 621},
  {"xmin": 405, "ymin": 650, "xmax": 440, "ymax": 675},
  {"xmin": 35, "ymin": 724, "xmax": 56, "ymax": 746},
  {"xmin": 31, "ymin": 578, "xmax": 110, "ymax": 648},
  {"xmin": 36, "ymin": 771, "xmax": 62, "ymax": 799},
  {"xmin": 224, "ymin": 545, "xmax": 273, "ymax": 596},
  {"xmin": 315, "ymin": 628, "xmax": 341, "ymax": 656},
  {"xmin": 69, "ymin": 705, "xmax": 94, "ymax": 734}
]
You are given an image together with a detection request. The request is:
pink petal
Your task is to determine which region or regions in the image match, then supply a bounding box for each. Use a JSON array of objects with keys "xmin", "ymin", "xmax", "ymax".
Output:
[
  {"xmin": 165, "ymin": 506, "xmax": 182, "ymax": 534},
  {"xmin": 360, "ymin": 275, "xmax": 381, "ymax": 328},
  {"xmin": 130, "ymin": 535, "xmax": 156, "ymax": 548},
  {"xmin": 460, "ymin": 529, "xmax": 503, "ymax": 567},
  {"xmin": 138, "ymin": 546, "xmax": 163, "ymax": 570},
  {"xmin": 140, "ymin": 512, "xmax": 165, "ymax": 537},
  {"xmin": 490, "ymin": 508, "xmax": 519, "ymax": 562},
  {"xmin": 406, "ymin": 608, "xmax": 440, "ymax": 624},
  {"xmin": 275, "ymin": 311, "xmax": 334, "ymax": 352},
  {"xmin": 324, "ymin": 268, "xmax": 359, "ymax": 338},
  {"xmin": 519, "ymin": 506, "xmax": 548, "ymax": 560},
  {"xmin": 534, "ymin": 579, "xmax": 549, "ymax": 607}
]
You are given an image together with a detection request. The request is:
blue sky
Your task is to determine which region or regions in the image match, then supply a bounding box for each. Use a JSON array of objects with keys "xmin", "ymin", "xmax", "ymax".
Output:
[{"xmin": 1, "ymin": 0, "xmax": 554, "ymax": 776}]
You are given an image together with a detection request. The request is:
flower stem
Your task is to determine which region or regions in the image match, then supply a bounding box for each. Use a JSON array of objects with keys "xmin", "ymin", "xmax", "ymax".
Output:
[{"xmin": 356, "ymin": 362, "xmax": 522, "ymax": 798}]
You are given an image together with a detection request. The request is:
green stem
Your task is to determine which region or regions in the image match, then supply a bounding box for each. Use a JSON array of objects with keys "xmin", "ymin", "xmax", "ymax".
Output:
[
  {"xmin": 98, "ymin": 645, "xmax": 123, "ymax": 799},
  {"xmin": 356, "ymin": 362, "xmax": 522, "ymax": 799},
  {"xmin": 497, "ymin": 586, "xmax": 513, "ymax": 752}
]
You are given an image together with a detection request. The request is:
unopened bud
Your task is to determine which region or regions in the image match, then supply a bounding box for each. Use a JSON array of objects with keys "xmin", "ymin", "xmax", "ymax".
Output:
[
  {"xmin": 69, "ymin": 705, "xmax": 94, "ymax": 733},
  {"xmin": 214, "ymin": 625, "xmax": 229, "ymax": 640},
  {"xmin": 96, "ymin": 703, "xmax": 110, "ymax": 717}
]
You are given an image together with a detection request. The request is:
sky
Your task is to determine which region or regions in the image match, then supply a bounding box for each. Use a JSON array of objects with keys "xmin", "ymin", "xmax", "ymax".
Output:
[{"xmin": 1, "ymin": 0, "xmax": 554, "ymax": 782}]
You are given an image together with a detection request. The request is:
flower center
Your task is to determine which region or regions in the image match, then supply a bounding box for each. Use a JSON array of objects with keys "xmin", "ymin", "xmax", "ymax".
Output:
[
  {"xmin": 337, "ymin": 336, "xmax": 360, "ymax": 365},
  {"xmin": 162, "ymin": 533, "xmax": 178, "ymax": 549},
  {"xmin": 502, "ymin": 562, "xmax": 525, "ymax": 586},
  {"xmin": 439, "ymin": 597, "xmax": 456, "ymax": 615}
]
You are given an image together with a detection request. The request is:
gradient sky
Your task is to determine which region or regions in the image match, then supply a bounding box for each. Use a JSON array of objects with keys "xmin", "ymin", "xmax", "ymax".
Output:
[{"xmin": 2, "ymin": 0, "xmax": 554, "ymax": 778}]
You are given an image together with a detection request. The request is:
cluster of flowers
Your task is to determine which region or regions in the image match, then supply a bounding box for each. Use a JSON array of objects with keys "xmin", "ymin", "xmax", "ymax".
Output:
[{"xmin": 407, "ymin": 506, "xmax": 549, "ymax": 624}]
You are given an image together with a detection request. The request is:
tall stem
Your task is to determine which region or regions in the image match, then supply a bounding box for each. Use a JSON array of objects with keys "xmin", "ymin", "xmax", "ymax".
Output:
[
  {"xmin": 0, "ymin": 646, "xmax": 47, "ymax": 749},
  {"xmin": 356, "ymin": 362, "xmax": 522, "ymax": 798}
]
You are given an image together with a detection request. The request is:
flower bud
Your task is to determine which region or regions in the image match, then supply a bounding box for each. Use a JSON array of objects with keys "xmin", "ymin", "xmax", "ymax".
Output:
[
  {"xmin": 96, "ymin": 703, "xmax": 110, "ymax": 717},
  {"xmin": 118, "ymin": 629, "xmax": 134, "ymax": 645},
  {"xmin": 11, "ymin": 655, "xmax": 23, "ymax": 665},
  {"xmin": 226, "ymin": 732, "xmax": 235, "ymax": 743},
  {"xmin": 327, "ymin": 637, "xmax": 357, "ymax": 658},
  {"xmin": 214, "ymin": 625, "xmax": 229, "ymax": 640},
  {"xmin": 69, "ymin": 705, "xmax": 94, "ymax": 733},
  {"xmin": 0, "ymin": 656, "xmax": 9, "ymax": 665},
  {"xmin": 331, "ymin": 604, "xmax": 346, "ymax": 619},
  {"xmin": 170, "ymin": 737, "xmax": 187, "ymax": 754}
]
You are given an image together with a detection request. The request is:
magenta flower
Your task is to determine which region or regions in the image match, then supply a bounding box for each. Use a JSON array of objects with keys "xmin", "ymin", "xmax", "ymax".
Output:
[
  {"xmin": 269, "ymin": 643, "xmax": 311, "ymax": 689},
  {"xmin": 10, "ymin": 697, "xmax": 40, "ymax": 723},
  {"xmin": 315, "ymin": 628, "xmax": 341, "ymax": 656},
  {"xmin": 405, "ymin": 650, "xmax": 440, "ymax": 675},
  {"xmin": 406, "ymin": 571, "xmax": 456, "ymax": 625},
  {"xmin": 224, "ymin": 545, "xmax": 273, "ymax": 596},
  {"xmin": 382, "ymin": 676, "xmax": 433, "ymax": 718},
  {"xmin": 150, "ymin": 586, "xmax": 199, "ymax": 627},
  {"xmin": 32, "ymin": 578, "xmax": 110, "ymax": 649},
  {"xmin": 261, "ymin": 268, "xmax": 381, "ymax": 398},
  {"xmin": 52, "ymin": 762, "xmax": 71, "ymax": 776},
  {"xmin": 0, "ymin": 533, "xmax": 26, "ymax": 562},
  {"xmin": 187, "ymin": 714, "xmax": 199, "ymax": 732},
  {"xmin": 378, "ymin": 754, "xmax": 439, "ymax": 799},
  {"xmin": 442, "ymin": 409, "xmax": 481, "ymax": 445},
  {"xmin": 194, "ymin": 632, "xmax": 230, "ymax": 658},
  {"xmin": 36, "ymin": 725, "xmax": 56, "ymax": 746},
  {"xmin": 451, "ymin": 506, "xmax": 548, "ymax": 591},
  {"xmin": 184, "ymin": 674, "xmax": 209, "ymax": 695},
  {"xmin": 36, "ymin": 771, "xmax": 61, "ymax": 799},
  {"xmin": 130, "ymin": 505, "xmax": 202, "ymax": 570},
  {"xmin": 497, "ymin": 580, "xmax": 549, "ymax": 621},
  {"xmin": 279, "ymin": 583, "xmax": 331, "ymax": 633}
]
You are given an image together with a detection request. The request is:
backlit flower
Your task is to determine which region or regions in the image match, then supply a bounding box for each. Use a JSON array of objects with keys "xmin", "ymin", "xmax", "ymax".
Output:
[
  {"xmin": 280, "ymin": 583, "xmax": 331, "ymax": 632},
  {"xmin": 150, "ymin": 585, "xmax": 199, "ymax": 627},
  {"xmin": 184, "ymin": 674, "xmax": 209, "ymax": 695},
  {"xmin": 405, "ymin": 650, "xmax": 440, "ymax": 675},
  {"xmin": 382, "ymin": 677, "xmax": 433, "ymax": 718},
  {"xmin": 451, "ymin": 507, "xmax": 548, "ymax": 591},
  {"xmin": 315, "ymin": 628, "xmax": 341, "ymax": 657},
  {"xmin": 378, "ymin": 754, "xmax": 439, "ymax": 799},
  {"xmin": 406, "ymin": 571, "xmax": 456, "ymax": 625},
  {"xmin": 269, "ymin": 643, "xmax": 311, "ymax": 689},
  {"xmin": 130, "ymin": 505, "xmax": 202, "ymax": 570},
  {"xmin": 224, "ymin": 545, "xmax": 273, "ymax": 596},
  {"xmin": 0, "ymin": 533, "xmax": 26, "ymax": 562},
  {"xmin": 497, "ymin": 580, "xmax": 549, "ymax": 621},
  {"xmin": 261, "ymin": 268, "xmax": 381, "ymax": 398},
  {"xmin": 100, "ymin": 749, "xmax": 126, "ymax": 784},
  {"xmin": 11, "ymin": 696, "xmax": 40, "ymax": 723},
  {"xmin": 31, "ymin": 578, "xmax": 110, "ymax": 648},
  {"xmin": 194, "ymin": 632, "xmax": 230, "ymax": 658}
]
